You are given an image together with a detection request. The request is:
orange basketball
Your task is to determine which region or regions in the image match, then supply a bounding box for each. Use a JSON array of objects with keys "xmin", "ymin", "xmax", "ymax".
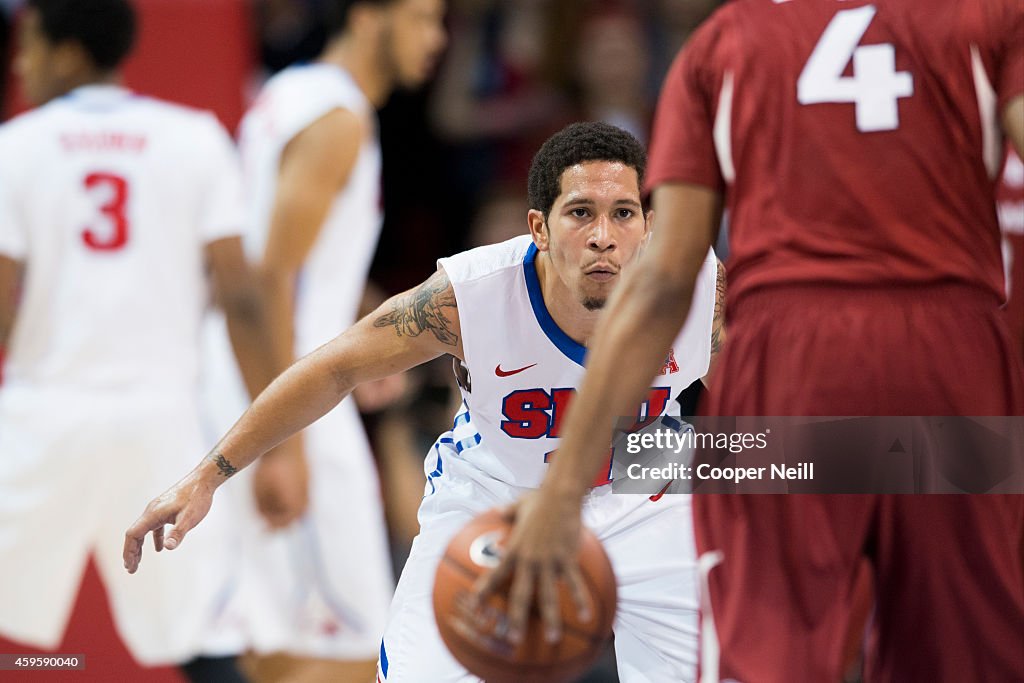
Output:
[{"xmin": 433, "ymin": 508, "xmax": 617, "ymax": 683}]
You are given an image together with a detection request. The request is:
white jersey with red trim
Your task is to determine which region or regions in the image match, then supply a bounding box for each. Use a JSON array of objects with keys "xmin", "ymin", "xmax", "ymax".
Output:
[
  {"xmin": 238, "ymin": 62, "xmax": 383, "ymax": 354},
  {"xmin": 0, "ymin": 85, "xmax": 243, "ymax": 392},
  {"xmin": 435, "ymin": 234, "xmax": 717, "ymax": 490}
]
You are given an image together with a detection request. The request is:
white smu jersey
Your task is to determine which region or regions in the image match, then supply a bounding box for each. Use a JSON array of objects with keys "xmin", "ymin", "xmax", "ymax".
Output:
[
  {"xmin": 238, "ymin": 63, "xmax": 383, "ymax": 355},
  {"xmin": 435, "ymin": 235, "xmax": 718, "ymax": 489},
  {"xmin": 0, "ymin": 86, "xmax": 243, "ymax": 391}
]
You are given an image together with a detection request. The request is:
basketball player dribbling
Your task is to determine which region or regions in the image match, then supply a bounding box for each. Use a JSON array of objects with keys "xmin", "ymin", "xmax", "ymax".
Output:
[{"xmin": 125, "ymin": 121, "xmax": 725, "ymax": 682}]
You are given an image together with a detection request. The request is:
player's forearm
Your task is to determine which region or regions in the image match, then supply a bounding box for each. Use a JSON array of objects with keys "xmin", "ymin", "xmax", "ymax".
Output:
[
  {"xmin": 196, "ymin": 339, "xmax": 352, "ymax": 484},
  {"xmin": 0, "ymin": 256, "xmax": 22, "ymax": 350},
  {"xmin": 544, "ymin": 266, "xmax": 697, "ymax": 499},
  {"xmin": 194, "ymin": 294, "xmax": 446, "ymax": 485},
  {"xmin": 259, "ymin": 266, "xmax": 300, "ymax": 373},
  {"xmin": 0, "ymin": 309, "xmax": 13, "ymax": 351},
  {"xmin": 222, "ymin": 284, "xmax": 278, "ymax": 400},
  {"xmin": 702, "ymin": 259, "xmax": 727, "ymax": 388},
  {"xmin": 193, "ymin": 270, "xmax": 456, "ymax": 485},
  {"xmin": 221, "ymin": 265, "xmax": 308, "ymax": 467}
]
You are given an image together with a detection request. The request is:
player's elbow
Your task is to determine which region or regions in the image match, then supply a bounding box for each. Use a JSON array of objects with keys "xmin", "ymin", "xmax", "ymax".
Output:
[{"xmin": 257, "ymin": 262, "xmax": 299, "ymax": 294}]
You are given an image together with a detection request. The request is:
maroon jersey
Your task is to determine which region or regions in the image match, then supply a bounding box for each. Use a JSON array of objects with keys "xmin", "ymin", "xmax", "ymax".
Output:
[
  {"xmin": 998, "ymin": 146, "xmax": 1024, "ymax": 358},
  {"xmin": 648, "ymin": 0, "xmax": 1024, "ymax": 306}
]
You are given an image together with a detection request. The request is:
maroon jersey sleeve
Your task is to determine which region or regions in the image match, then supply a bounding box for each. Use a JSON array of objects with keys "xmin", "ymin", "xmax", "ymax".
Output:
[{"xmin": 646, "ymin": 12, "xmax": 730, "ymax": 194}]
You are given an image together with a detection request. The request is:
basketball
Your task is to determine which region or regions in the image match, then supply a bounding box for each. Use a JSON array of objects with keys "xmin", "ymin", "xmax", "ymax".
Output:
[{"xmin": 432, "ymin": 508, "xmax": 617, "ymax": 683}]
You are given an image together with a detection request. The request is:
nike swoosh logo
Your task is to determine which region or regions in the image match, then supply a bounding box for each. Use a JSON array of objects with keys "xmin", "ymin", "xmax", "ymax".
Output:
[
  {"xmin": 649, "ymin": 481, "xmax": 673, "ymax": 502},
  {"xmin": 495, "ymin": 363, "xmax": 537, "ymax": 377}
]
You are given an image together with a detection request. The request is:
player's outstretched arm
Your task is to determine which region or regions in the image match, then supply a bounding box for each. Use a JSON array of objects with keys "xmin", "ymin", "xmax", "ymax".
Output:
[
  {"xmin": 473, "ymin": 183, "xmax": 723, "ymax": 644},
  {"xmin": 123, "ymin": 268, "xmax": 462, "ymax": 572},
  {"xmin": 206, "ymin": 236, "xmax": 278, "ymax": 400}
]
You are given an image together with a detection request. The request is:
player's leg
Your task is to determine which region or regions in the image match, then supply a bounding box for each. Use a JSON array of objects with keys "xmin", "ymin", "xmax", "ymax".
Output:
[
  {"xmin": 866, "ymin": 494, "xmax": 1024, "ymax": 680},
  {"xmin": 377, "ymin": 516, "xmax": 479, "ymax": 683},
  {"xmin": 236, "ymin": 401, "xmax": 393, "ymax": 680},
  {"xmin": 860, "ymin": 294, "xmax": 1024, "ymax": 678},
  {"xmin": 692, "ymin": 292, "xmax": 881, "ymax": 682},
  {"xmin": 0, "ymin": 389, "xmax": 95, "ymax": 649},
  {"xmin": 378, "ymin": 438, "xmax": 520, "ymax": 682},
  {"xmin": 694, "ymin": 494, "xmax": 874, "ymax": 683},
  {"xmin": 588, "ymin": 491, "xmax": 699, "ymax": 682},
  {"xmin": 92, "ymin": 395, "xmax": 244, "ymax": 667}
]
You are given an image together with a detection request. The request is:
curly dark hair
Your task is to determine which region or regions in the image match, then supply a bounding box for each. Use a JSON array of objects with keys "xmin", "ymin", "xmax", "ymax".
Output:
[
  {"xmin": 527, "ymin": 122, "xmax": 647, "ymax": 219},
  {"xmin": 28, "ymin": 0, "xmax": 136, "ymax": 71}
]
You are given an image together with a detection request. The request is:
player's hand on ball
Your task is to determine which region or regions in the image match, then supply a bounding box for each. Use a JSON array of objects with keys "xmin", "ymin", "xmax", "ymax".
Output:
[
  {"xmin": 253, "ymin": 439, "xmax": 309, "ymax": 529},
  {"xmin": 472, "ymin": 490, "xmax": 591, "ymax": 645},
  {"xmin": 123, "ymin": 471, "xmax": 217, "ymax": 574}
]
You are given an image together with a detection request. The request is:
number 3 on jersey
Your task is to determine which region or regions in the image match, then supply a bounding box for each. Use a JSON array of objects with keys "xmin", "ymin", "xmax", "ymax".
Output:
[
  {"xmin": 82, "ymin": 172, "xmax": 130, "ymax": 251},
  {"xmin": 798, "ymin": 5, "xmax": 913, "ymax": 132}
]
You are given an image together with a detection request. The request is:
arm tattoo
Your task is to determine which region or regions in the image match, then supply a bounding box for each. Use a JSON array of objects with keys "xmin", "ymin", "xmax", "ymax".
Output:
[
  {"xmin": 373, "ymin": 272, "xmax": 459, "ymax": 347},
  {"xmin": 211, "ymin": 452, "xmax": 238, "ymax": 478},
  {"xmin": 710, "ymin": 260, "xmax": 726, "ymax": 356}
]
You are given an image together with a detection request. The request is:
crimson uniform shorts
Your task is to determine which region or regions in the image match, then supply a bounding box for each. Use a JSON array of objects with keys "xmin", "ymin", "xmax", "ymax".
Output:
[{"xmin": 695, "ymin": 284, "xmax": 1024, "ymax": 683}]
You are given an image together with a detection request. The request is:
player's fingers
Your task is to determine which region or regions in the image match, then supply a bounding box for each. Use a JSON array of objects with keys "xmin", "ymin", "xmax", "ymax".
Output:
[
  {"xmin": 122, "ymin": 528, "xmax": 145, "ymax": 574},
  {"xmin": 123, "ymin": 508, "xmax": 163, "ymax": 573},
  {"xmin": 255, "ymin": 488, "xmax": 279, "ymax": 518},
  {"xmin": 165, "ymin": 505, "xmax": 199, "ymax": 550},
  {"xmin": 562, "ymin": 561, "xmax": 592, "ymax": 622},
  {"xmin": 538, "ymin": 563, "xmax": 562, "ymax": 643},
  {"xmin": 266, "ymin": 508, "xmax": 294, "ymax": 529},
  {"xmin": 152, "ymin": 525, "xmax": 164, "ymax": 552},
  {"xmin": 471, "ymin": 552, "xmax": 513, "ymax": 608},
  {"xmin": 259, "ymin": 494, "xmax": 298, "ymax": 529},
  {"xmin": 258, "ymin": 498, "xmax": 282, "ymax": 526},
  {"xmin": 506, "ymin": 560, "xmax": 536, "ymax": 645}
]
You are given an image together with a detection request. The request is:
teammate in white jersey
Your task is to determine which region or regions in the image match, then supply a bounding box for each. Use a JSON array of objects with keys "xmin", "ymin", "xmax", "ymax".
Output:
[
  {"xmin": 127, "ymin": 121, "xmax": 724, "ymax": 682},
  {"xmin": 199, "ymin": 0, "xmax": 446, "ymax": 680},
  {"xmin": 0, "ymin": 1, "xmax": 275, "ymax": 681}
]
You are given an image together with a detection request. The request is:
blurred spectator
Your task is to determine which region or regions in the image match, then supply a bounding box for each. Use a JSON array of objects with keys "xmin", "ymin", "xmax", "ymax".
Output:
[
  {"xmin": 568, "ymin": 4, "xmax": 652, "ymax": 144},
  {"xmin": 648, "ymin": 0, "xmax": 721, "ymax": 85},
  {"xmin": 431, "ymin": 0, "xmax": 571, "ymax": 190},
  {"xmin": 468, "ymin": 185, "xmax": 529, "ymax": 246}
]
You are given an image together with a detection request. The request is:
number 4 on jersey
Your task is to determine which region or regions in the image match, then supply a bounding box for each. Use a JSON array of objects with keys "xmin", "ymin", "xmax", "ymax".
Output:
[{"xmin": 798, "ymin": 5, "xmax": 913, "ymax": 132}]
